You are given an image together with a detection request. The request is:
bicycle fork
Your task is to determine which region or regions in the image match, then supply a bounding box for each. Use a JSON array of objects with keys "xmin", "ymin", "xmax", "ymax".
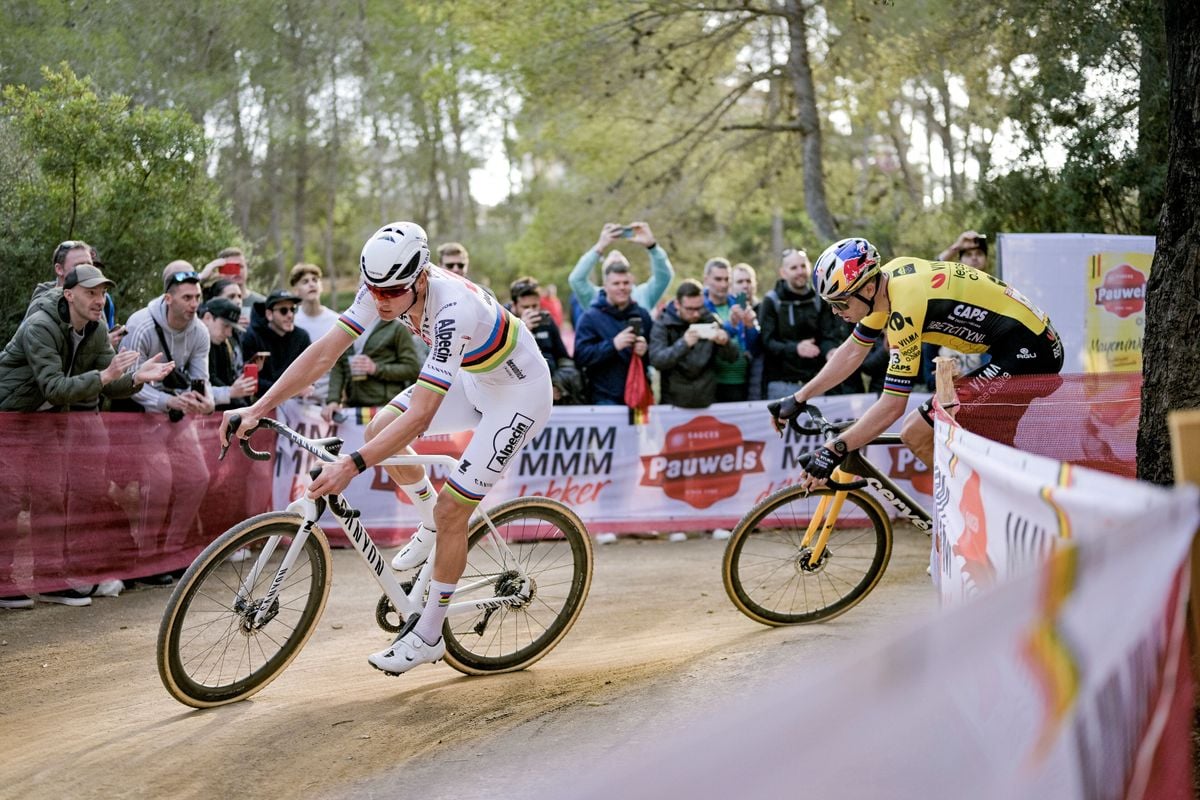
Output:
[{"xmin": 799, "ymin": 468, "xmax": 855, "ymax": 564}]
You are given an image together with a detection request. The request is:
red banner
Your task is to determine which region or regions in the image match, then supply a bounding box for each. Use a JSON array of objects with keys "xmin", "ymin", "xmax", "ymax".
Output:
[{"xmin": 0, "ymin": 412, "xmax": 273, "ymax": 596}]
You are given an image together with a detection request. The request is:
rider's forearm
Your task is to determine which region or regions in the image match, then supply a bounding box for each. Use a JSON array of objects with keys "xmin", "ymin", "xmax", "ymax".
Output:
[
  {"xmin": 355, "ymin": 391, "xmax": 438, "ymax": 465},
  {"xmin": 836, "ymin": 392, "xmax": 908, "ymax": 451},
  {"xmin": 253, "ymin": 332, "xmax": 347, "ymax": 413},
  {"xmin": 795, "ymin": 339, "xmax": 870, "ymax": 402}
]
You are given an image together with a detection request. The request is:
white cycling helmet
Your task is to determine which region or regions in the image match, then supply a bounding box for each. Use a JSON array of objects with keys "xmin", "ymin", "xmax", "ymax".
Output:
[{"xmin": 360, "ymin": 221, "xmax": 430, "ymax": 291}]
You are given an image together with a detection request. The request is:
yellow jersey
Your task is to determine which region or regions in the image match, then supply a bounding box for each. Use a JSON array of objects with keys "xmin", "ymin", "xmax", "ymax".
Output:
[{"xmin": 852, "ymin": 258, "xmax": 1051, "ymax": 397}]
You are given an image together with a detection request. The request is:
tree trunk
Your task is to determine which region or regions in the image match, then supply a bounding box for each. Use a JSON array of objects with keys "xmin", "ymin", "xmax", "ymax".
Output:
[
  {"xmin": 783, "ymin": 0, "xmax": 837, "ymax": 243},
  {"xmin": 1137, "ymin": 0, "xmax": 1200, "ymax": 485},
  {"xmin": 1136, "ymin": 0, "xmax": 1169, "ymax": 235}
]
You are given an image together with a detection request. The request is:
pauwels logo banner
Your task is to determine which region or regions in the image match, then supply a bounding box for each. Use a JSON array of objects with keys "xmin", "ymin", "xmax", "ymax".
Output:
[
  {"xmin": 1084, "ymin": 252, "xmax": 1151, "ymax": 373},
  {"xmin": 639, "ymin": 416, "xmax": 765, "ymax": 509}
]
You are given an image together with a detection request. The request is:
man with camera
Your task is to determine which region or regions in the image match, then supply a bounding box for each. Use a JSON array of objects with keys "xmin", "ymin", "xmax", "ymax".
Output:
[
  {"xmin": 574, "ymin": 261, "xmax": 654, "ymax": 406},
  {"xmin": 121, "ymin": 262, "xmax": 214, "ymax": 419},
  {"xmin": 113, "ymin": 262, "xmax": 215, "ymax": 573},
  {"xmin": 568, "ymin": 222, "xmax": 674, "ymax": 326},
  {"xmin": 702, "ymin": 257, "xmax": 761, "ymax": 402},
  {"xmin": 509, "ymin": 276, "xmax": 584, "ymax": 404},
  {"xmin": 649, "ymin": 279, "xmax": 739, "ymax": 408}
]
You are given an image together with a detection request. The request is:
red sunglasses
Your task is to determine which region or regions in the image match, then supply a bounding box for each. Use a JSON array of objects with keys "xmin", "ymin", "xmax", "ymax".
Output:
[{"xmin": 367, "ymin": 283, "xmax": 413, "ymax": 301}]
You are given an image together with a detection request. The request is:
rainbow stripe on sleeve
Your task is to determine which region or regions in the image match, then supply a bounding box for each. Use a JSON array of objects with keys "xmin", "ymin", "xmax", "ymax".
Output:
[
  {"xmin": 416, "ymin": 371, "xmax": 452, "ymax": 395},
  {"xmin": 336, "ymin": 314, "xmax": 365, "ymax": 338},
  {"xmin": 462, "ymin": 310, "xmax": 519, "ymax": 373}
]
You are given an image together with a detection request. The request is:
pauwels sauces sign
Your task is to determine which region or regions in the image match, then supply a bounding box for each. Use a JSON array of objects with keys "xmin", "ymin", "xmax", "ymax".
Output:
[
  {"xmin": 640, "ymin": 416, "xmax": 765, "ymax": 508},
  {"xmin": 1085, "ymin": 253, "xmax": 1151, "ymax": 373}
]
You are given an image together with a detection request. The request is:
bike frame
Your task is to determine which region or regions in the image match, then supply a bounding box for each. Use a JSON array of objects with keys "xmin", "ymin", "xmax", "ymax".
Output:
[
  {"xmin": 238, "ymin": 427, "xmax": 526, "ymax": 630},
  {"xmin": 799, "ymin": 432, "xmax": 932, "ymax": 564}
]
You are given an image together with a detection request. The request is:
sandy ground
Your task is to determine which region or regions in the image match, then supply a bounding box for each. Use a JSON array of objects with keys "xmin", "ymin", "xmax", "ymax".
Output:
[{"xmin": 0, "ymin": 526, "xmax": 934, "ymax": 799}]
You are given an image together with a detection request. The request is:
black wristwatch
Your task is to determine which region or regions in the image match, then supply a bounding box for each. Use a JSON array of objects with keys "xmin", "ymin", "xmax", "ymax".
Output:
[
  {"xmin": 829, "ymin": 438, "xmax": 848, "ymax": 457},
  {"xmin": 349, "ymin": 451, "xmax": 368, "ymax": 474}
]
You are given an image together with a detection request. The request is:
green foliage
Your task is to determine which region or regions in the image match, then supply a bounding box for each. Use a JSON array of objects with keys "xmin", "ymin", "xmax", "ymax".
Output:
[{"xmin": 0, "ymin": 65, "xmax": 237, "ymax": 343}]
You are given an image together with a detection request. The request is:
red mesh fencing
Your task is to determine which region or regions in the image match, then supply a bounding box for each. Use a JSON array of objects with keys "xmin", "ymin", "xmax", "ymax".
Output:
[
  {"xmin": 953, "ymin": 372, "xmax": 1140, "ymax": 479},
  {"xmin": 0, "ymin": 412, "xmax": 274, "ymax": 596}
]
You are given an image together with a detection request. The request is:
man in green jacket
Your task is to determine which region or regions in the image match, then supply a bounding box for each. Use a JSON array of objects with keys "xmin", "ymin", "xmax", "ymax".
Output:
[
  {"xmin": 0, "ymin": 265, "xmax": 171, "ymax": 411},
  {"xmin": 322, "ymin": 317, "xmax": 421, "ymax": 419},
  {"xmin": 0, "ymin": 265, "xmax": 172, "ymax": 609}
]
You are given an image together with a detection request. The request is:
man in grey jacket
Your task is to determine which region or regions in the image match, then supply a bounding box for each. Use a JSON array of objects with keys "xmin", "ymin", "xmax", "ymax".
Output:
[
  {"xmin": 117, "ymin": 261, "xmax": 214, "ymax": 564},
  {"xmin": 648, "ymin": 279, "xmax": 739, "ymax": 408}
]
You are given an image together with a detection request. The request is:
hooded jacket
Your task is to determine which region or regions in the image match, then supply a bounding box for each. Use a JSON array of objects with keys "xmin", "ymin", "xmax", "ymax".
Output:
[
  {"xmin": 573, "ymin": 294, "xmax": 653, "ymax": 405},
  {"xmin": 0, "ymin": 288, "xmax": 137, "ymax": 411},
  {"xmin": 648, "ymin": 300, "xmax": 739, "ymax": 408},
  {"xmin": 121, "ymin": 297, "xmax": 211, "ymax": 412},
  {"xmin": 241, "ymin": 309, "xmax": 312, "ymax": 396},
  {"xmin": 759, "ymin": 278, "xmax": 845, "ymax": 385}
]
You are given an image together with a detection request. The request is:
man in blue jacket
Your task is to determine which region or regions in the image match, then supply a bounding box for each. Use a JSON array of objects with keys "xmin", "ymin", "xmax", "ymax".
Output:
[{"xmin": 573, "ymin": 262, "xmax": 653, "ymax": 405}]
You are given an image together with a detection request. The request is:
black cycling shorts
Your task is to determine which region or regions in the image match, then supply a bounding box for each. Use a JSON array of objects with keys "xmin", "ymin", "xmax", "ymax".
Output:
[{"xmin": 918, "ymin": 323, "xmax": 1064, "ymax": 426}]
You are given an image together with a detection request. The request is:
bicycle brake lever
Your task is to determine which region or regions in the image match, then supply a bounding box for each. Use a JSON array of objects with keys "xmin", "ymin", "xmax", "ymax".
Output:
[{"xmin": 219, "ymin": 413, "xmax": 239, "ymax": 461}]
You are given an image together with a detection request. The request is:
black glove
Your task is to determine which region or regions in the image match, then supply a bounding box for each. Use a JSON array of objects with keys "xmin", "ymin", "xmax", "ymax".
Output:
[
  {"xmin": 768, "ymin": 396, "xmax": 809, "ymax": 432},
  {"xmin": 805, "ymin": 439, "xmax": 849, "ymax": 480}
]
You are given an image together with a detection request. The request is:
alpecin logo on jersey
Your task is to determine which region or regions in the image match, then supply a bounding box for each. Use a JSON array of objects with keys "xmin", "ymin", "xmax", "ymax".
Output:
[
  {"xmin": 639, "ymin": 416, "xmax": 765, "ymax": 509},
  {"xmin": 488, "ymin": 413, "xmax": 535, "ymax": 472},
  {"xmin": 431, "ymin": 319, "xmax": 455, "ymax": 362}
]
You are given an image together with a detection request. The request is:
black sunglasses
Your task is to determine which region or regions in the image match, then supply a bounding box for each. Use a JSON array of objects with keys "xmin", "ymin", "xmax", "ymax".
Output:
[
  {"xmin": 270, "ymin": 305, "xmax": 297, "ymax": 315},
  {"xmin": 167, "ymin": 270, "xmax": 199, "ymax": 284},
  {"xmin": 442, "ymin": 261, "xmax": 467, "ymax": 270}
]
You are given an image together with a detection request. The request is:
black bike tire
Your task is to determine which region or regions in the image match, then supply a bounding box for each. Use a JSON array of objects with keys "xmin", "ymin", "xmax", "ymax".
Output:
[
  {"xmin": 442, "ymin": 497, "xmax": 593, "ymax": 675},
  {"xmin": 722, "ymin": 485, "xmax": 892, "ymax": 626},
  {"xmin": 157, "ymin": 512, "xmax": 332, "ymax": 708}
]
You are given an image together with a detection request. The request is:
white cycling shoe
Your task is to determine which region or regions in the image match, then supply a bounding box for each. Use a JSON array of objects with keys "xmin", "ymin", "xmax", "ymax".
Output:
[
  {"xmin": 391, "ymin": 525, "xmax": 436, "ymax": 570},
  {"xmin": 368, "ymin": 626, "xmax": 445, "ymax": 676}
]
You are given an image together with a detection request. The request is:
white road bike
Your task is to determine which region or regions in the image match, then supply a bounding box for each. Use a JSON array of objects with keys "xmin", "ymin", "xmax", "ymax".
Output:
[{"xmin": 157, "ymin": 416, "xmax": 594, "ymax": 708}]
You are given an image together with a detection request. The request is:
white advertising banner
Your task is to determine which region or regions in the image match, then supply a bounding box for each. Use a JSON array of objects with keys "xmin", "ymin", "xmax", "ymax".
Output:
[
  {"xmin": 998, "ymin": 233, "xmax": 1155, "ymax": 374},
  {"xmin": 565, "ymin": 419, "xmax": 1199, "ymax": 800},
  {"xmin": 273, "ymin": 394, "xmax": 933, "ymax": 544}
]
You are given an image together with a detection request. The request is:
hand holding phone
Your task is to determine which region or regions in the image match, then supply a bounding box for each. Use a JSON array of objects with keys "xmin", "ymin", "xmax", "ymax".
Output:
[
  {"xmin": 620, "ymin": 226, "xmax": 635, "ymax": 239},
  {"xmin": 628, "ymin": 316, "xmax": 643, "ymax": 337}
]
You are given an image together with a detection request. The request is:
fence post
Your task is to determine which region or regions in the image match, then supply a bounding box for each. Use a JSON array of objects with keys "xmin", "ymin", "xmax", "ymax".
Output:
[
  {"xmin": 1168, "ymin": 408, "xmax": 1200, "ymax": 682},
  {"xmin": 932, "ymin": 356, "xmax": 960, "ymax": 419}
]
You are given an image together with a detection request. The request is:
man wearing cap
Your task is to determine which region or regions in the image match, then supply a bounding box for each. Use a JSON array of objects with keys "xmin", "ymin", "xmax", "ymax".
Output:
[
  {"xmin": 200, "ymin": 298, "xmax": 256, "ymax": 410},
  {"xmin": 28, "ymin": 240, "xmax": 123, "ymax": 347},
  {"xmin": 240, "ymin": 289, "xmax": 314, "ymax": 397},
  {"xmin": 119, "ymin": 261, "xmax": 214, "ymax": 417},
  {"xmin": 0, "ymin": 265, "xmax": 172, "ymax": 412},
  {"xmin": 0, "ymin": 265, "xmax": 174, "ymax": 608}
]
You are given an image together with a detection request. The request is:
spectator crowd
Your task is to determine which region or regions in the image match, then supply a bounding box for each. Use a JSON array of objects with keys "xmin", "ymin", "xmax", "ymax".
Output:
[{"xmin": 2, "ymin": 224, "xmax": 984, "ymax": 608}]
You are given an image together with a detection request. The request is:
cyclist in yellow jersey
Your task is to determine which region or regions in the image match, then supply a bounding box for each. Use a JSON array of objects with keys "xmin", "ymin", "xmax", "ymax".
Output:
[{"xmin": 770, "ymin": 237, "xmax": 1063, "ymax": 489}]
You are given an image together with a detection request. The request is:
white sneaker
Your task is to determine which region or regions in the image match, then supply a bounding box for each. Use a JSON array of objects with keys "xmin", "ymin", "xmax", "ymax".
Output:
[
  {"xmin": 367, "ymin": 628, "xmax": 445, "ymax": 676},
  {"xmin": 667, "ymin": 532, "xmax": 688, "ymax": 542},
  {"xmin": 594, "ymin": 532, "xmax": 618, "ymax": 545},
  {"xmin": 0, "ymin": 596, "xmax": 34, "ymax": 610},
  {"xmin": 33, "ymin": 590, "xmax": 92, "ymax": 607},
  {"xmin": 93, "ymin": 579, "xmax": 124, "ymax": 597},
  {"xmin": 391, "ymin": 525, "xmax": 436, "ymax": 570},
  {"xmin": 711, "ymin": 528, "xmax": 733, "ymax": 541}
]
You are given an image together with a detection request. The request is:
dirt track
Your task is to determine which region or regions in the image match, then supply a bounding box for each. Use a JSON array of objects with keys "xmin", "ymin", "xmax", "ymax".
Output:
[{"xmin": 0, "ymin": 527, "xmax": 934, "ymax": 799}]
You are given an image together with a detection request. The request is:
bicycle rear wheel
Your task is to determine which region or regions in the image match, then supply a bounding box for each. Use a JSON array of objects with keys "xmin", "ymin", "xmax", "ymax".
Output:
[
  {"xmin": 722, "ymin": 486, "xmax": 891, "ymax": 626},
  {"xmin": 443, "ymin": 497, "xmax": 593, "ymax": 675},
  {"xmin": 157, "ymin": 512, "xmax": 332, "ymax": 708}
]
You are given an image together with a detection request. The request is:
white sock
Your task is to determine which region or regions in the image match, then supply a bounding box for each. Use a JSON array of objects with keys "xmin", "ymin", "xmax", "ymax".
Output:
[
  {"xmin": 415, "ymin": 580, "xmax": 455, "ymax": 644},
  {"xmin": 398, "ymin": 476, "xmax": 437, "ymax": 531}
]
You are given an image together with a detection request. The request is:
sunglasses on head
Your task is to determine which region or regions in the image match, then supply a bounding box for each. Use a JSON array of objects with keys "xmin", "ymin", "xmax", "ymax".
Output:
[
  {"xmin": 168, "ymin": 270, "xmax": 199, "ymax": 284},
  {"xmin": 366, "ymin": 283, "xmax": 413, "ymax": 301},
  {"xmin": 54, "ymin": 240, "xmax": 87, "ymax": 263}
]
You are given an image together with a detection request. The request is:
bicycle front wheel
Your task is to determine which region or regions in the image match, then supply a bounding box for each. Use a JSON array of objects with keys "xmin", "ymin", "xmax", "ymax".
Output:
[
  {"xmin": 443, "ymin": 497, "xmax": 593, "ymax": 675},
  {"xmin": 722, "ymin": 486, "xmax": 892, "ymax": 626},
  {"xmin": 157, "ymin": 512, "xmax": 332, "ymax": 708}
]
